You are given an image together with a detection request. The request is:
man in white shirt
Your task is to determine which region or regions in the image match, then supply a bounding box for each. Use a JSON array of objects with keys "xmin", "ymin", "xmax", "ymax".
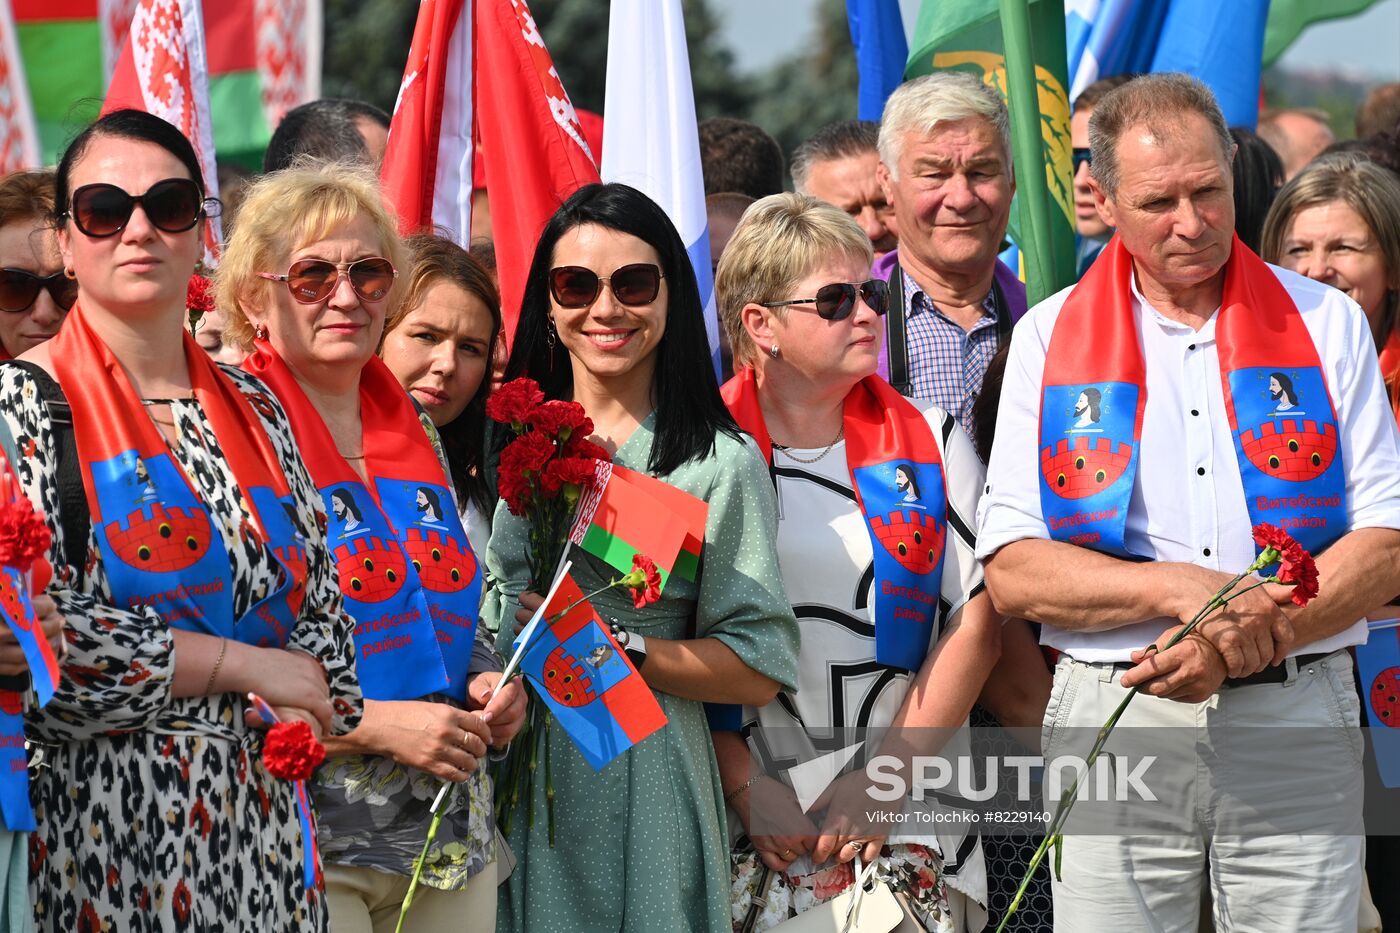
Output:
[{"xmin": 977, "ymin": 73, "xmax": 1400, "ymax": 931}]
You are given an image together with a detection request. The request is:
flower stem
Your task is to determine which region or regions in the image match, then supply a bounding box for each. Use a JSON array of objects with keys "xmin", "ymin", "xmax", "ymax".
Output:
[
  {"xmin": 994, "ymin": 568, "xmax": 1259, "ymax": 932},
  {"xmin": 394, "ymin": 781, "xmax": 454, "ymax": 933}
]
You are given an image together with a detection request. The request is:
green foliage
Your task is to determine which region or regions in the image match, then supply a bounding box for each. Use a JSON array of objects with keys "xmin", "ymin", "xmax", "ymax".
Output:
[
  {"xmin": 320, "ymin": 0, "xmax": 419, "ymax": 111},
  {"xmin": 747, "ymin": 0, "xmax": 859, "ymax": 167}
]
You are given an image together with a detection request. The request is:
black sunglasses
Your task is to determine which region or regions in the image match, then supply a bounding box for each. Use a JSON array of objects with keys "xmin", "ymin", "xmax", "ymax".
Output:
[
  {"xmin": 761, "ymin": 279, "xmax": 890, "ymax": 321},
  {"xmin": 1072, "ymin": 147, "xmax": 1092, "ymax": 173},
  {"xmin": 257, "ymin": 257, "xmax": 398, "ymax": 304},
  {"xmin": 549, "ymin": 264, "xmax": 664, "ymax": 308},
  {"xmin": 0, "ymin": 268, "xmax": 78, "ymax": 314},
  {"xmin": 66, "ymin": 178, "xmax": 207, "ymax": 238}
]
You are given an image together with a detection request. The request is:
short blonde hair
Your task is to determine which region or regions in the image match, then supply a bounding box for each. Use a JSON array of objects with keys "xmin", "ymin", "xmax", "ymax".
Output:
[
  {"xmin": 715, "ymin": 192, "xmax": 873, "ymax": 368},
  {"xmin": 216, "ymin": 160, "xmax": 408, "ymax": 349}
]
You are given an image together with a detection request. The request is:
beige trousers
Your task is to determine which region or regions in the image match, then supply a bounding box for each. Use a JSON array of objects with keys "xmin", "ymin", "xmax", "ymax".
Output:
[
  {"xmin": 1042, "ymin": 652, "xmax": 1364, "ymax": 933},
  {"xmin": 325, "ymin": 859, "xmax": 497, "ymax": 933}
]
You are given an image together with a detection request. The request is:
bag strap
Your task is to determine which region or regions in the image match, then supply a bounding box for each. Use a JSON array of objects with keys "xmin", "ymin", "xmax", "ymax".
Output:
[
  {"xmin": 5, "ymin": 362, "xmax": 89, "ymax": 582},
  {"xmin": 739, "ymin": 864, "xmax": 775, "ymax": 933},
  {"xmin": 885, "ymin": 264, "xmax": 911, "ymax": 397}
]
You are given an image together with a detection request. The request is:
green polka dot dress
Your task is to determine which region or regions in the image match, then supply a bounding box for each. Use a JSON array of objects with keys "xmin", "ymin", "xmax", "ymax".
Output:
[{"xmin": 483, "ymin": 415, "xmax": 800, "ymax": 932}]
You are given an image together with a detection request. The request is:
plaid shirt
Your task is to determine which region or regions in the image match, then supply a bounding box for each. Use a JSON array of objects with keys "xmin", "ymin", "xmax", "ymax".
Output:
[{"xmin": 901, "ymin": 268, "xmax": 1001, "ymax": 447}]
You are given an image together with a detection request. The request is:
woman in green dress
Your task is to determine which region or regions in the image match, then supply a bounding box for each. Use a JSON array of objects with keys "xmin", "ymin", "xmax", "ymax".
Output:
[{"xmin": 482, "ymin": 183, "xmax": 800, "ymax": 933}]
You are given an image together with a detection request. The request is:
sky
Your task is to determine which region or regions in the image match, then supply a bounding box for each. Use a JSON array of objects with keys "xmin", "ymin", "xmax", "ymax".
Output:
[{"xmin": 712, "ymin": 0, "xmax": 1400, "ymax": 83}]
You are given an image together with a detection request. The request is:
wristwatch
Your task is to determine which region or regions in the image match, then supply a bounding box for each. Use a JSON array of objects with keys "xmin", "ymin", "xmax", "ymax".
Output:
[{"xmin": 610, "ymin": 619, "xmax": 648, "ymax": 670}]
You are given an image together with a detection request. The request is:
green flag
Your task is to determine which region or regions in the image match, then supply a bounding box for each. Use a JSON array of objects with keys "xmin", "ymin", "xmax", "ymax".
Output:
[
  {"xmin": 1264, "ymin": 0, "xmax": 1383, "ymax": 67},
  {"xmin": 906, "ymin": 0, "xmax": 1077, "ymax": 306},
  {"xmin": 15, "ymin": 3, "xmax": 274, "ymax": 170}
]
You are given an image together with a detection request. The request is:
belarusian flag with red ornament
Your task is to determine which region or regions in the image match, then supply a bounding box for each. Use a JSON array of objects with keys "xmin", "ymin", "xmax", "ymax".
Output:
[{"xmin": 14, "ymin": 0, "xmax": 318, "ymax": 169}]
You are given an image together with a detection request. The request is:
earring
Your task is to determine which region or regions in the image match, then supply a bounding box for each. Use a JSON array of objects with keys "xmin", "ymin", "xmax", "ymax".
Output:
[
  {"xmin": 63, "ymin": 267, "xmax": 76, "ymax": 281},
  {"xmin": 770, "ymin": 344, "xmax": 780, "ymax": 359},
  {"xmin": 254, "ymin": 323, "xmax": 269, "ymax": 341},
  {"xmin": 546, "ymin": 315, "xmax": 558, "ymax": 350}
]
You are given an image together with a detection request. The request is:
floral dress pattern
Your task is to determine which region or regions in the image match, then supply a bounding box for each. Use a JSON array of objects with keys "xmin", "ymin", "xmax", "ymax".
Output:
[{"xmin": 0, "ymin": 363, "xmax": 362, "ymax": 933}]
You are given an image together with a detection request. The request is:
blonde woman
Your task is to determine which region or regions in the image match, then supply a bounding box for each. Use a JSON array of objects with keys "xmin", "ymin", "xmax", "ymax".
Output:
[
  {"xmin": 216, "ymin": 163, "xmax": 524, "ymax": 932},
  {"xmin": 714, "ymin": 193, "xmax": 1000, "ymax": 931}
]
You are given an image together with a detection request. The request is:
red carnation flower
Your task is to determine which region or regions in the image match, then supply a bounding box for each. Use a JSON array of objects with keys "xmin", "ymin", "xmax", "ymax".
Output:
[
  {"xmin": 1278, "ymin": 544, "xmax": 1320, "ymax": 607},
  {"xmin": 485, "ymin": 378, "xmax": 545, "ymax": 427},
  {"xmin": 623, "ymin": 554, "xmax": 663, "ymax": 609},
  {"xmin": 1251, "ymin": 523, "xmax": 1319, "ymax": 607},
  {"xmin": 498, "ymin": 431, "xmax": 558, "ymax": 515},
  {"xmin": 540, "ymin": 456, "xmax": 599, "ymax": 496},
  {"xmin": 262, "ymin": 720, "xmax": 326, "ymax": 781},
  {"xmin": 562, "ymin": 434, "xmax": 611, "ymax": 463},
  {"xmin": 186, "ymin": 273, "xmax": 215, "ymax": 323},
  {"xmin": 0, "ymin": 497, "xmax": 52, "ymax": 574},
  {"xmin": 527, "ymin": 400, "xmax": 592, "ymax": 441},
  {"xmin": 1251, "ymin": 523, "xmax": 1298, "ymax": 556}
]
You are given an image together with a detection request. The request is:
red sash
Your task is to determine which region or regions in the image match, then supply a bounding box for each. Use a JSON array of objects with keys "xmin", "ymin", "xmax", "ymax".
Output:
[
  {"xmin": 723, "ymin": 369, "xmax": 949, "ymax": 671},
  {"xmin": 49, "ymin": 302, "xmax": 305, "ymax": 642},
  {"xmin": 245, "ymin": 340, "xmax": 482, "ymax": 700},
  {"xmin": 1038, "ymin": 234, "xmax": 1347, "ymax": 557}
]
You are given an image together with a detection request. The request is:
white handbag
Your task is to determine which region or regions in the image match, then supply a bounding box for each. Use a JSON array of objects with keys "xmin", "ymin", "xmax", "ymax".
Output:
[{"xmin": 768, "ymin": 856, "xmax": 906, "ymax": 933}]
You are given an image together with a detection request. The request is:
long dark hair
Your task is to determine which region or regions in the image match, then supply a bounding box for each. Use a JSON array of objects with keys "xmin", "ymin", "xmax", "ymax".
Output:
[
  {"xmin": 384, "ymin": 234, "xmax": 502, "ymax": 515},
  {"xmin": 1230, "ymin": 126, "xmax": 1284, "ymax": 255},
  {"xmin": 503, "ymin": 183, "xmax": 740, "ymax": 476}
]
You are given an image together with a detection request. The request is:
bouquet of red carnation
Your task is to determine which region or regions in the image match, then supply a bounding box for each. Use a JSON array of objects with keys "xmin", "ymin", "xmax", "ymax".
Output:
[{"xmin": 488, "ymin": 379, "xmax": 609, "ymax": 590}]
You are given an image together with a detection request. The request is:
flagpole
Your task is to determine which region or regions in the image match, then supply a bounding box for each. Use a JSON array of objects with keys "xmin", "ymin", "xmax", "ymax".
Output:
[{"xmin": 997, "ymin": 0, "xmax": 1054, "ymax": 305}]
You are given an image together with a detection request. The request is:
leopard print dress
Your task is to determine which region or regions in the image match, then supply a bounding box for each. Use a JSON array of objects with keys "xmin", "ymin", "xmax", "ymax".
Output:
[{"xmin": 0, "ymin": 363, "xmax": 362, "ymax": 933}]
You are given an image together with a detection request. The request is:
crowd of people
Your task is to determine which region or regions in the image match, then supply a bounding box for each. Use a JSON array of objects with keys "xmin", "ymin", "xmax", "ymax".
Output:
[{"xmin": 0, "ymin": 62, "xmax": 1396, "ymax": 933}]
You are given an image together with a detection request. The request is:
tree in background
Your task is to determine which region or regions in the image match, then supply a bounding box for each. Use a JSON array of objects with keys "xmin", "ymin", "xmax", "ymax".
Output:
[
  {"xmin": 321, "ymin": 0, "xmax": 419, "ymax": 111},
  {"xmin": 747, "ymin": 0, "xmax": 860, "ymax": 162}
]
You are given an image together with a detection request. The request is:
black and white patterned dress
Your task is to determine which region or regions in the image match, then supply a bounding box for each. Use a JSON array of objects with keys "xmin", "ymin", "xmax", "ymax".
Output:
[
  {"xmin": 728, "ymin": 400, "xmax": 989, "ymax": 932},
  {"xmin": 0, "ymin": 363, "xmax": 362, "ymax": 933}
]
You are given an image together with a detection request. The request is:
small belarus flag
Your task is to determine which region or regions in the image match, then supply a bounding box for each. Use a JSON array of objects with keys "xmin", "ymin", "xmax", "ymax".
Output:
[
  {"xmin": 519, "ymin": 574, "xmax": 667, "ymax": 770},
  {"xmin": 568, "ymin": 462, "xmax": 706, "ymax": 587}
]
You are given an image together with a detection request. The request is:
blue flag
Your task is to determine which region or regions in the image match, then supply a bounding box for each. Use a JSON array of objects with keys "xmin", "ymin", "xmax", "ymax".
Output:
[
  {"xmin": 1066, "ymin": 0, "xmax": 1268, "ymax": 128},
  {"xmin": 846, "ymin": 0, "xmax": 908, "ymax": 121}
]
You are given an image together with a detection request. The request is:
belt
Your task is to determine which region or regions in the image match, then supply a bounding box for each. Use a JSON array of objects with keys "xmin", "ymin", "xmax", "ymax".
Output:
[
  {"xmin": 1104, "ymin": 650, "xmax": 1337, "ymax": 688},
  {"xmin": 1221, "ymin": 651, "xmax": 1335, "ymax": 688}
]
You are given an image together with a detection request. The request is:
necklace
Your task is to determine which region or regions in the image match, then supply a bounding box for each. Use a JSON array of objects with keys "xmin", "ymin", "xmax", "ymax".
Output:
[
  {"xmin": 340, "ymin": 452, "xmax": 366, "ymax": 461},
  {"xmin": 774, "ymin": 425, "xmax": 844, "ymax": 464}
]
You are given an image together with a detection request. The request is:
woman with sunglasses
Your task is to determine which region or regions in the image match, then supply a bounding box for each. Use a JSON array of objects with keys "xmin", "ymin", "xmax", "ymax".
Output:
[
  {"xmin": 217, "ymin": 162, "xmax": 524, "ymax": 932},
  {"xmin": 0, "ymin": 109, "xmax": 363, "ymax": 931},
  {"xmin": 379, "ymin": 234, "xmax": 501, "ymax": 555},
  {"xmin": 484, "ymin": 182, "xmax": 799, "ymax": 933},
  {"xmin": 714, "ymin": 194, "xmax": 1000, "ymax": 931},
  {"xmin": 0, "ymin": 170, "xmax": 75, "ymax": 359}
]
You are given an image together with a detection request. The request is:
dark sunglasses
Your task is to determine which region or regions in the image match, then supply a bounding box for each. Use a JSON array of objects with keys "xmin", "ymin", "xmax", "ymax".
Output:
[
  {"xmin": 1072, "ymin": 147, "xmax": 1092, "ymax": 172},
  {"xmin": 0, "ymin": 268, "xmax": 78, "ymax": 314},
  {"xmin": 549, "ymin": 264, "xmax": 664, "ymax": 308},
  {"xmin": 257, "ymin": 257, "xmax": 398, "ymax": 304},
  {"xmin": 66, "ymin": 178, "xmax": 207, "ymax": 238},
  {"xmin": 761, "ymin": 279, "xmax": 890, "ymax": 321}
]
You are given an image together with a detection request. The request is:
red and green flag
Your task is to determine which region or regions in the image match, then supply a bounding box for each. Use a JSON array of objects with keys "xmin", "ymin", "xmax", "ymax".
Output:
[
  {"xmin": 568, "ymin": 464, "xmax": 706, "ymax": 589},
  {"xmin": 14, "ymin": 0, "xmax": 318, "ymax": 170}
]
